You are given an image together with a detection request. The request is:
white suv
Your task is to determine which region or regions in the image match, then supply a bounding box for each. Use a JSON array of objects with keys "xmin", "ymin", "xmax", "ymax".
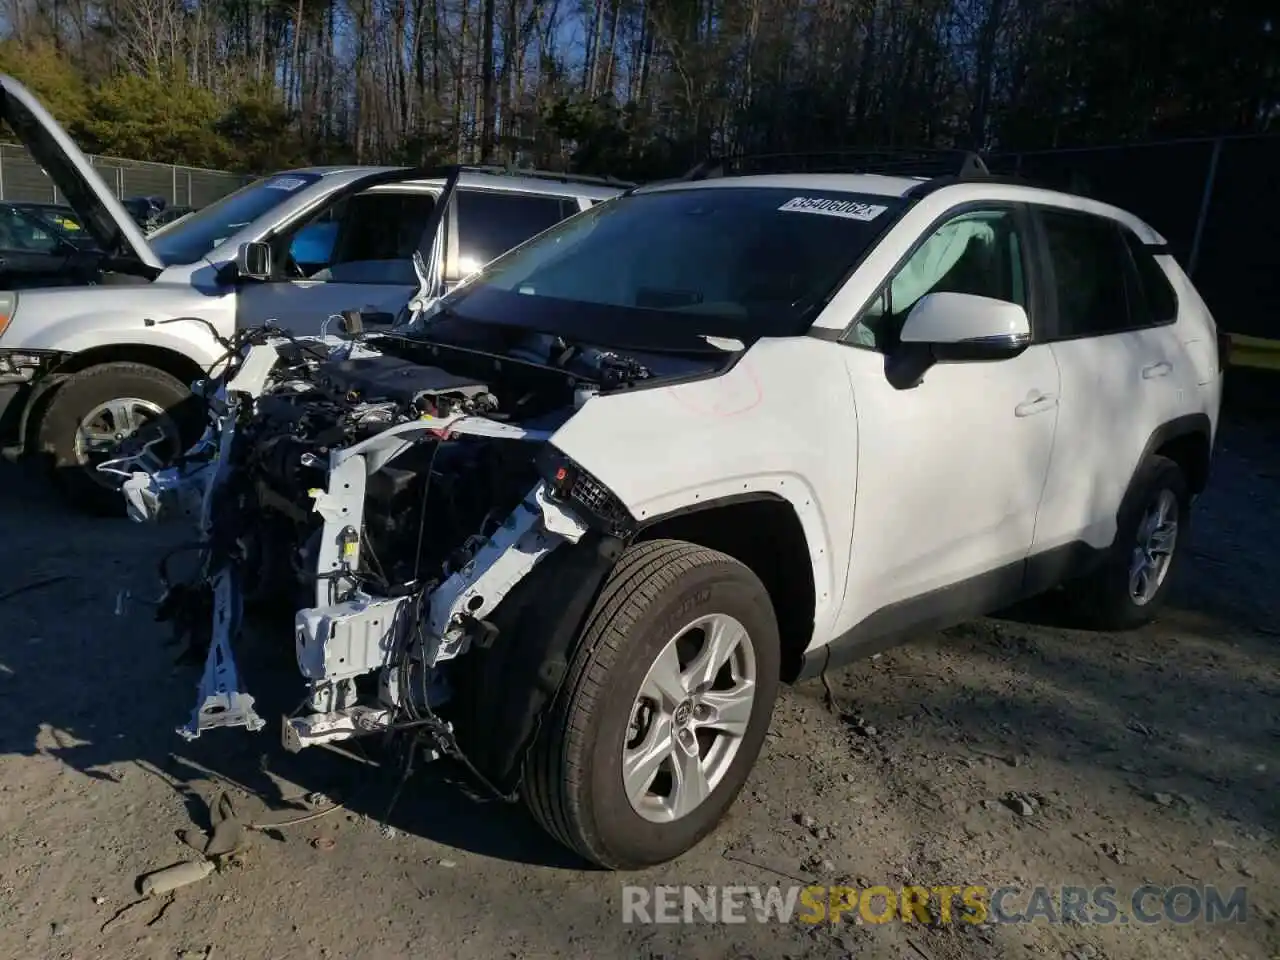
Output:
[{"xmin": 120, "ymin": 155, "xmax": 1223, "ymax": 870}]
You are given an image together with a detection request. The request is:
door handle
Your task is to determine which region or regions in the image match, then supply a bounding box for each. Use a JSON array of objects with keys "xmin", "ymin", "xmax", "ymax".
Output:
[
  {"xmin": 1142, "ymin": 361, "xmax": 1172, "ymax": 379},
  {"xmin": 1014, "ymin": 392, "xmax": 1058, "ymax": 417}
]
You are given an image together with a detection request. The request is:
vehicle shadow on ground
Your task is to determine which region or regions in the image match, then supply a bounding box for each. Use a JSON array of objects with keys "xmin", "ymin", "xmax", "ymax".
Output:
[
  {"xmin": 0, "ymin": 458, "xmax": 589, "ymax": 872},
  {"xmin": 3, "ymin": 412, "xmax": 1277, "ymax": 874}
]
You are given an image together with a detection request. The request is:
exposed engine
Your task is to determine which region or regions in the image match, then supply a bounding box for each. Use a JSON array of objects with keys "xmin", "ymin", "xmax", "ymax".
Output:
[
  {"xmin": 117, "ymin": 322, "xmax": 656, "ymax": 756},
  {"xmin": 222, "ymin": 345, "xmax": 532, "ymax": 607}
]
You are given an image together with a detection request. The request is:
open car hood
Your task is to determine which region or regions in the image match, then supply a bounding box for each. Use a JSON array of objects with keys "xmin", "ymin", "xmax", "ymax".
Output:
[{"xmin": 0, "ymin": 75, "xmax": 162, "ymax": 272}]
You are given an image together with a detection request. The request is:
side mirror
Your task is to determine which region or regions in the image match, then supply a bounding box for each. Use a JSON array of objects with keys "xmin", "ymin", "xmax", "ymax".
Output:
[
  {"xmin": 234, "ymin": 241, "xmax": 272, "ymax": 281},
  {"xmin": 886, "ymin": 292, "xmax": 1031, "ymax": 390},
  {"xmin": 899, "ymin": 291, "xmax": 1030, "ymax": 361}
]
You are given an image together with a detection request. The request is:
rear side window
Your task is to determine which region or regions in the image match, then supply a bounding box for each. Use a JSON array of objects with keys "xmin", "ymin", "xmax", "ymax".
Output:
[
  {"xmin": 456, "ymin": 190, "xmax": 574, "ymax": 274},
  {"xmin": 1039, "ymin": 208, "xmax": 1133, "ymax": 338},
  {"xmin": 1122, "ymin": 230, "xmax": 1178, "ymax": 325}
]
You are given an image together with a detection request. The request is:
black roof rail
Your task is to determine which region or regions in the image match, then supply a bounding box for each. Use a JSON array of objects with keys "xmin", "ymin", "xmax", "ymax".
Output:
[
  {"xmin": 674, "ymin": 148, "xmax": 992, "ymax": 182},
  {"xmin": 459, "ymin": 164, "xmax": 635, "ymax": 189},
  {"xmin": 628, "ymin": 149, "xmax": 1067, "ymax": 201},
  {"xmin": 677, "ymin": 156, "xmax": 731, "ymax": 180},
  {"xmin": 902, "ymin": 171, "xmax": 1039, "ymax": 199},
  {"xmin": 619, "ymin": 157, "xmax": 727, "ymax": 195}
]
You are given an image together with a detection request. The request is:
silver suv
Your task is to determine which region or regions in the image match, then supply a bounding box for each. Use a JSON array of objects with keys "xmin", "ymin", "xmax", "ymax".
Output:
[{"xmin": 0, "ymin": 75, "xmax": 625, "ymax": 513}]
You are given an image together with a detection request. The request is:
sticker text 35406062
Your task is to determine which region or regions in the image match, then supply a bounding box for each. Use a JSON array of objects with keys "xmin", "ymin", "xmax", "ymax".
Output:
[{"xmin": 778, "ymin": 197, "xmax": 889, "ymax": 221}]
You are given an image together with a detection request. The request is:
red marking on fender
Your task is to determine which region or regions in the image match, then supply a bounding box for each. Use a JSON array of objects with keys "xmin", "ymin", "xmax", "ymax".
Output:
[{"xmin": 670, "ymin": 362, "xmax": 764, "ymax": 418}]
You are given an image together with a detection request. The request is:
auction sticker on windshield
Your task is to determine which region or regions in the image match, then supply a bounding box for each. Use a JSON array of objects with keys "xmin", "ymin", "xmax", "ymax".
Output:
[
  {"xmin": 778, "ymin": 197, "xmax": 888, "ymax": 221},
  {"xmin": 265, "ymin": 176, "xmax": 308, "ymax": 191}
]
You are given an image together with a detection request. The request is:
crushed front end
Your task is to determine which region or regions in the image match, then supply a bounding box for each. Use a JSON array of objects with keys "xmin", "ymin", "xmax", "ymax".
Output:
[{"xmin": 111, "ymin": 326, "xmax": 632, "ymax": 760}]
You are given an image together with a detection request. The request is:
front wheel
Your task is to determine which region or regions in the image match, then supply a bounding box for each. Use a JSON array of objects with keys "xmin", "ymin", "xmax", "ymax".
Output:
[
  {"xmin": 37, "ymin": 361, "xmax": 199, "ymax": 516},
  {"xmin": 523, "ymin": 539, "xmax": 780, "ymax": 870}
]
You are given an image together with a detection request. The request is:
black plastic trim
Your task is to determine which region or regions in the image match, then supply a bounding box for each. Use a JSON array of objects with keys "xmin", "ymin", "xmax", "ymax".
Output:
[
  {"xmin": 635, "ymin": 490, "xmax": 790, "ymax": 529},
  {"xmin": 461, "ymin": 532, "xmax": 626, "ymax": 790},
  {"xmin": 796, "ymin": 539, "xmax": 1106, "ymax": 680},
  {"xmin": 0, "ymin": 382, "xmax": 21, "ymax": 445},
  {"xmin": 903, "ymin": 172, "xmax": 1040, "ymax": 199},
  {"xmin": 1133, "ymin": 413, "xmax": 1213, "ymax": 493},
  {"xmin": 0, "ymin": 350, "xmax": 69, "ymax": 454}
]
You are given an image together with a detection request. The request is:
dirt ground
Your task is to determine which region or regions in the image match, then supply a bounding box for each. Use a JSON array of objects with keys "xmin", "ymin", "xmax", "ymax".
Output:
[{"xmin": 1, "ymin": 417, "xmax": 1277, "ymax": 960}]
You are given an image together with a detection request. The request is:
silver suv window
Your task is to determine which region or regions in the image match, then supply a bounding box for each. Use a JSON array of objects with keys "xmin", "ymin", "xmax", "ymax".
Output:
[{"xmin": 148, "ymin": 173, "xmax": 323, "ymax": 266}]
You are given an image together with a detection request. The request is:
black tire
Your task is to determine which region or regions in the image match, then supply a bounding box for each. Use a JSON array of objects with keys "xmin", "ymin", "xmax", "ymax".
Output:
[
  {"xmin": 523, "ymin": 538, "xmax": 780, "ymax": 870},
  {"xmin": 37, "ymin": 361, "xmax": 199, "ymax": 516},
  {"xmin": 1065, "ymin": 455, "xmax": 1190, "ymax": 630}
]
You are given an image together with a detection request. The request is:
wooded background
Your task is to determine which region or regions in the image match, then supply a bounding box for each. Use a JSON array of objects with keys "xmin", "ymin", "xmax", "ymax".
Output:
[{"xmin": 0, "ymin": 0, "xmax": 1274, "ymax": 178}]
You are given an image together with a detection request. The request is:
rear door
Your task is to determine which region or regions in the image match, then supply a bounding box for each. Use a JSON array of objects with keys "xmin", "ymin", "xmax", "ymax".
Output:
[
  {"xmin": 0, "ymin": 75, "xmax": 158, "ymax": 273},
  {"xmin": 1028, "ymin": 205, "xmax": 1186, "ymax": 555}
]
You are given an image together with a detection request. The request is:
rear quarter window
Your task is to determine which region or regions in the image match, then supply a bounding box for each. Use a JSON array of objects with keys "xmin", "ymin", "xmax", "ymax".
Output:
[
  {"xmin": 1122, "ymin": 230, "xmax": 1178, "ymax": 325},
  {"xmin": 456, "ymin": 190, "xmax": 575, "ymax": 272}
]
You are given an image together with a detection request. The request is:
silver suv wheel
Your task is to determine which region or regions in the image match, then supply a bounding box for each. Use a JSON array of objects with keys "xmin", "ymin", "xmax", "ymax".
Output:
[
  {"xmin": 624, "ymin": 612, "xmax": 757, "ymax": 823},
  {"xmin": 1129, "ymin": 488, "xmax": 1179, "ymax": 605},
  {"xmin": 73, "ymin": 397, "xmax": 182, "ymax": 488}
]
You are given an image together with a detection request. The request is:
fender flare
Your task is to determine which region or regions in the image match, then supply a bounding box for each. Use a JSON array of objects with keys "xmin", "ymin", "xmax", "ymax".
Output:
[{"xmin": 1130, "ymin": 412, "xmax": 1213, "ymax": 497}]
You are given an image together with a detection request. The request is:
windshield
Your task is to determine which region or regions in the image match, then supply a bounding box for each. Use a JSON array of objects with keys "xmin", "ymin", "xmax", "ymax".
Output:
[
  {"xmin": 147, "ymin": 172, "xmax": 323, "ymax": 265},
  {"xmin": 428, "ymin": 186, "xmax": 905, "ymax": 347}
]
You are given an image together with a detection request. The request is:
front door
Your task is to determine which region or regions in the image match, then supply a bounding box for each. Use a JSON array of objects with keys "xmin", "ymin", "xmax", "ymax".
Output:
[
  {"xmin": 235, "ymin": 188, "xmax": 441, "ymax": 336},
  {"xmin": 835, "ymin": 204, "xmax": 1061, "ymax": 634}
]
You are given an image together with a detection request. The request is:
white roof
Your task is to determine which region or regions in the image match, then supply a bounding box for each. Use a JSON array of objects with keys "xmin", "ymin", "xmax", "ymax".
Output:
[
  {"xmin": 639, "ymin": 172, "xmax": 927, "ymax": 198},
  {"xmin": 635, "ymin": 171, "xmax": 1166, "ymax": 245}
]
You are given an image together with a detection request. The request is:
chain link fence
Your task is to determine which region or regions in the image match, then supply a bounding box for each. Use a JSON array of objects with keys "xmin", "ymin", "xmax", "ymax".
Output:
[
  {"xmin": 988, "ymin": 135, "xmax": 1280, "ymax": 341},
  {"xmin": 0, "ymin": 142, "xmax": 251, "ymax": 209}
]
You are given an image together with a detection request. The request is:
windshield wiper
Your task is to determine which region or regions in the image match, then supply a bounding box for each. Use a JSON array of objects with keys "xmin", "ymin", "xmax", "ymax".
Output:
[
  {"xmin": 97, "ymin": 251, "xmax": 163, "ymax": 281},
  {"xmin": 595, "ymin": 336, "xmax": 744, "ymax": 357}
]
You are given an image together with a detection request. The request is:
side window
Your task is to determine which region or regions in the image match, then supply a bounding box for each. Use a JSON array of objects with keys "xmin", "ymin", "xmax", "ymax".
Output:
[
  {"xmin": 850, "ymin": 207, "xmax": 1027, "ymax": 350},
  {"xmin": 289, "ymin": 207, "xmax": 339, "ymax": 274},
  {"xmin": 1121, "ymin": 230, "xmax": 1178, "ymax": 326},
  {"xmin": 0, "ymin": 207, "xmax": 64, "ymax": 254},
  {"xmin": 287, "ymin": 192, "xmax": 436, "ymax": 284},
  {"xmin": 1039, "ymin": 208, "xmax": 1132, "ymax": 338},
  {"xmin": 456, "ymin": 190, "xmax": 573, "ymax": 275}
]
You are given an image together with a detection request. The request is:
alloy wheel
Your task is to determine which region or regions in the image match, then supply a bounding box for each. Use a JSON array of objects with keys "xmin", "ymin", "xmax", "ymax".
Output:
[
  {"xmin": 1129, "ymin": 488, "xmax": 1179, "ymax": 605},
  {"xmin": 622, "ymin": 612, "xmax": 757, "ymax": 823},
  {"xmin": 72, "ymin": 397, "xmax": 182, "ymax": 489}
]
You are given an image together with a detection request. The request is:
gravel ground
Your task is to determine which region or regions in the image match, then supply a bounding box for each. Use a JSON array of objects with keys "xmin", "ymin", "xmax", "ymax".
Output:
[{"xmin": 1, "ymin": 419, "xmax": 1277, "ymax": 960}]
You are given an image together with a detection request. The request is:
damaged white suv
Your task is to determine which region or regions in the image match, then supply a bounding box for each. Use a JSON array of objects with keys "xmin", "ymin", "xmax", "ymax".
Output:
[{"xmin": 117, "ymin": 156, "xmax": 1224, "ymax": 869}]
